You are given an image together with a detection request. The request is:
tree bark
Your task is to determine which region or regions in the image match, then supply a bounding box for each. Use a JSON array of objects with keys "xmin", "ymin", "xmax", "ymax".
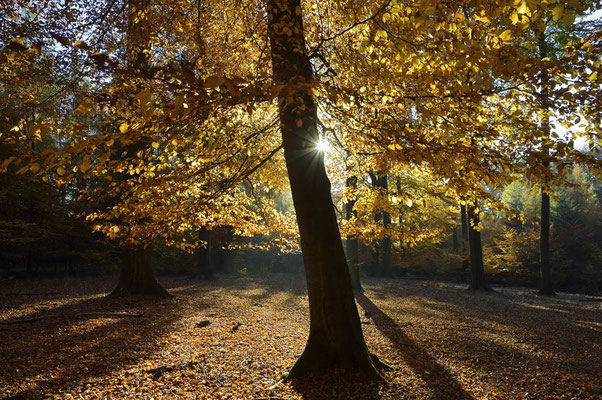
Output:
[
  {"xmin": 110, "ymin": 0, "xmax": 169, "ymax": 297},
  {"xmin": 467, "ymin": 206, "xmax": 490, "ymax": 291},
  {"xmin": 460, "ymin": 204, "xmax": 469, "ymax": 282},
  {"xmin": 379, "ymin": 175, "xmax": 392, "ymax": 277},
  {"xmin": 267, "ymin": 0, "xmax": 383, "ymax": 380},
  {"xmin": 538, "ymin": 187, "xmax": 555, "ymax": 295},
  {"xmin": 345, "ymin": 175, "xmax": 362, "ymax": 291},
  {"xmin": 537, "ymin": 33, "xmax": 555, "ymax": 296},
  {"xmin": 196, "ymin": 228, "xmax": 214, "ymax": 279},
  {"xmin": 111, "ymin": 247, "xmax": 170, "ymax": 297}
]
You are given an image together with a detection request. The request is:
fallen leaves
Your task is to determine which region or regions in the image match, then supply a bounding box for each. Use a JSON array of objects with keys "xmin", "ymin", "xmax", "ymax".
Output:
[{"xmin": 0, "ymin": 275, "xmax": 600, "ymax": 399}]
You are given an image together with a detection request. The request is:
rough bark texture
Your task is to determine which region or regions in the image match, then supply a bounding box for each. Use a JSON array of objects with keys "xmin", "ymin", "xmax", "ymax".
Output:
[
  {"xmin": 345, "ymin": 176, "xmax": 362, "ymax": 291},
  {"xmin": 467, "ymin": 206, "xmax": 490, "ymax": 291},
  {"xmin": 111, "ymin": 247, "xmax": 170, "ymax": 297},
  {"xmin": 267, "ymin": 0, "xmax": 382, "ymax": 380}
]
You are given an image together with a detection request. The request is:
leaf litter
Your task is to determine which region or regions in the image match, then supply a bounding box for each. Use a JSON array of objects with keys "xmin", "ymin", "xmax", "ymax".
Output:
[{"xmin": 0, "ymin": 275, "xmax": 600, "ymax": 399}]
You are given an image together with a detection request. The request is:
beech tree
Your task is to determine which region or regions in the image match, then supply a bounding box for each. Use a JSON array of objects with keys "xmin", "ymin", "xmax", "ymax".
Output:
[
  {"xmin": 2, "ymin": 0, "xmax": 601, "ymax": 380},
  {"xmin": 267, "ymin": 0, "xmax": 384, "ymax": 379},
  {"xmin": 110, "ymin": 0, "xmax": 170, "ymax": 297}
]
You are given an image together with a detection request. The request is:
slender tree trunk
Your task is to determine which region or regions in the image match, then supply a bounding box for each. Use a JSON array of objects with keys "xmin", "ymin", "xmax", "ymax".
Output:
[
  {"xmin": 537, "ymin": 34, "xmax": 555, "ymax": 296},
  {"xmin": 196, "ymin": 228, "xmax": 214, "ymax": 279},
  {"xmin": 368, "ymin": 172, "xmax": 383, "ymax": 276},
  {"xmin": 345, "ymin": 175, "xmax": 362, "ymax": 291},
  {"xmin": 538, "ymin": 187, "xmax": 555, "ymax": 295},
  {"xmin": 111, "ymin": 247, "xmax": 170, "ymax": 296},
  {"xmin": 467, "ymin": 206, "xmax": 490, "ymax": 291},
  {"xmin": 380, "ymin": 175, "xmax": 392, "ymax": 277},
  {"xmin": 460, "ymin": 204, "xmax": 469, "ymax": 282},
  {"xmin": 268, "ymin": 0, "xmax": 383, "ymax": 380}
]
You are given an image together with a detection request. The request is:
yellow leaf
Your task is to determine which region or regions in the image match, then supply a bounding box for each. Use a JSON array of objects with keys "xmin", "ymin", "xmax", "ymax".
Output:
[
  {"xmin": 152, "ymin": 141, "xmax": 159, "ymax": 149},
  {"xmin": 499, "ymin": 30, "xmax": 512, "ymax": 43},
  {"xmin": 552, "ymin": 5, "xmax": 563, "ymax": 21},
  {"xmin": 204, "ymin": 75, "xmax": 223, "ymax": 89},
  {"xmin": 137, "ymin": 89, "xmax": 152, "ymax": 106},
  {"xmin": 57, "ymin": 166, "xmax": 65, "ymax": 176},
  {"xmin": 404, "ymin": 198, "xmax": 413, "ymax": 207},
  {"xmin": 1, "ymin": 156, "xmax": 16, "ymax": 170},
  {"xmin": 589, "ymin": 72, "xmax": 598, "ymax": 82},
  {"xmin": 510, "ymin": 11, "xmax": 519, "ymax": 25},
  {"xmin": 74, "ymin": 40, "xmax": 89, "ymax": 49},
  {"xmin": 119, "ymin": 123, "xmax": 129, "ymax": 134},
  {"xmin": 80, "ymin": 161, "xmax": 90, "ymax": 173},
  {"xmin": 561, "ymin": 11, "xmax": 575, "ymax": 26},
  {"xmin": 517, "ymin": 2, "xmax": 530, "ymax": 16},
  {"xmin": 76, "ymin": 100, "xmax": 93, "ymax": 115},
  {"xmin": 173, "ymin": 95, "xmax": 185, "ymax": 112}
]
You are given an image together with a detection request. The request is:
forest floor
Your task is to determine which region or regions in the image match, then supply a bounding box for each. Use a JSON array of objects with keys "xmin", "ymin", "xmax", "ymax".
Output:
[{"xmin": 0, "ymin": 274, "xmax": 600, "ymax": 400}]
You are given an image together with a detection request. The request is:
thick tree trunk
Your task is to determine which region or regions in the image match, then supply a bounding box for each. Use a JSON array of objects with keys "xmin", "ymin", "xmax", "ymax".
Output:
[
  {"xmin": 268, "ymin": 0, "xmax": 382, "ymax": 380},
  {"xmin": 111, "ymin": 247, "xmax": 170, "ymax": 297},
  {"xmin": 467, "ymin": 206, "xmax": 490, "ymax": 291},
  {"xmin": 110, "ymin": 0, "xmax": 169, "ymax": 297},
  {"xmin": 538, "ymin": 188, "xmax": 555, "ymax": 295},
  {"xmin": 460, "ymin": 204, "xmax": 469, "ymax": 282},
  {"xmin": 345, "ymin": 176, "xmax": 362, "ymax": 291}
]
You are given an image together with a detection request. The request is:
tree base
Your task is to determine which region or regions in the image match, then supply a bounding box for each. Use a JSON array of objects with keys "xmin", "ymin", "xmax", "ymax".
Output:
[
  {"xmin": 283, "ymin": 343, "xmax": 386, "ymax": 382},
  {"xmin": 466, "ymin": 283, "xmax": 492, "ymax": 292},
  {"xmin": 196, "ymin": 272, "xmax": 214, "ymax": 280},
  {"xmin": 109, "ymin": 284, "xmax": 173, "ymax": 298},
  {"xmin": 536, "ymin": 288, "xmax": 556, "ymax": 297}
]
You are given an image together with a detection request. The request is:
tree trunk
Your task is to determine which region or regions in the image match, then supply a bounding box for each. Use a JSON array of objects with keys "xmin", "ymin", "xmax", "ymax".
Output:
[
  {"xmin": 467, "ymin": 206, "xmax": 490, "ymax": 291},
  {"xmin": 460, "ymin": 204, "xmax": 469, "ymax": 282},
  {"xmin": 368, "ymin": 172, "xmax": 382, "ymax": 275},
  {"xmin": 111, "ymin": 247, "xmax": 170, "ymax": 297},
  {"xmin": 196, "ymin": 228, "xmax": 214, "ymax": 279},
  {"xmin": 380, "ymin": 175, "xmax": 393, "ymax": 277},
  {"xmin": 345, "ymin": 175, "xmax": 362, "ymax": 291},
  {"xmin": 110, "ymin": 0, "xmax": 169, "ymax": 297},
  {"xmin": 538, "ymin": 187, "xmax": 555, "ymax": 295},
  {"xmin": 537, "ymin": 34, "xmax": 555, "ymax": 296},
  {"xmin": 268, "ymin": 0, "xmax": 382, "ymax": 380}
]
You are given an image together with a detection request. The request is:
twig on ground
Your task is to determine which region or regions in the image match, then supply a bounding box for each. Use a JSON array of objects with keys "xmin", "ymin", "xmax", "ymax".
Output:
[{"xmin": 0, "ymin": 315, "xmax": 59, "ymax": 324}]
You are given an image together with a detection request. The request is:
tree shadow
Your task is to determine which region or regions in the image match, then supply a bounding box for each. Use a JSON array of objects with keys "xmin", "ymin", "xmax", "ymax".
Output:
[
  {"xmin": 373, "ymin": 279, "xmax": 601, "ymax": 347},
  {"xmin": 355, "ymin": 292, "xmax": 475, "ymax": 400},
  {"xmin": 289, "ymin": 371, "xmax": 383, "ymax": 400},
  {"xmin": 0, "ymin": 294, "xmax": 199, "ymax": 399},
  {"xmin": 365, "ymin": 279, "xmax": 601, "ymax": 339}
]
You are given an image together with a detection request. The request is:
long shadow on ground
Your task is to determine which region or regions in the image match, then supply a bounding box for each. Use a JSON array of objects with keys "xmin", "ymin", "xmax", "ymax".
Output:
[
  {"xmin": 356, "ymin": 291, "xmax": 475, "ymax": 400},
  {"xmin": 0, "ymin": 294, "xmax": 193, "ymax": 399}
]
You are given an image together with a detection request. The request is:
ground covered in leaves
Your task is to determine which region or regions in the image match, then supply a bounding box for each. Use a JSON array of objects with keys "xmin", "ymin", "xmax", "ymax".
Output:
[{"xmin": 1, "ymin": 274, "xmax": 600, "ymax": 399}]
